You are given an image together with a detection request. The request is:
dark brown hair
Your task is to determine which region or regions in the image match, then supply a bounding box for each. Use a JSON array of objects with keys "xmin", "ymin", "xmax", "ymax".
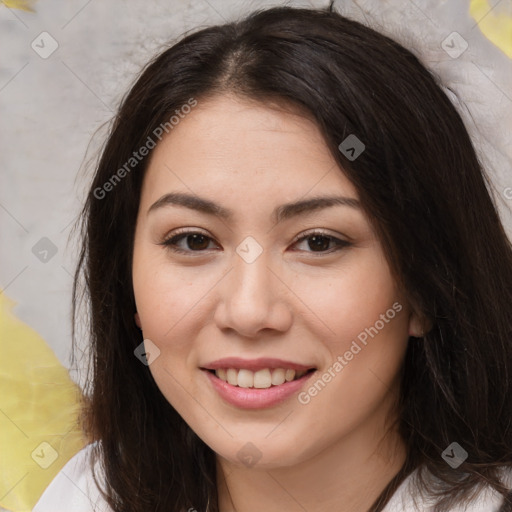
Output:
[{"xmin": 72, "ymin": 4, "xmax": 512, "ymax": 511}]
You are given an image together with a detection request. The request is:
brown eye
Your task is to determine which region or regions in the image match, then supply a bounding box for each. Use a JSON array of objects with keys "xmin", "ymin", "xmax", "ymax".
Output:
[
  {"xmin": 161, "ymin": 231, "xmax": 219, "ymax": 254},
  {"xmin": 184, "ymin": 233, "xmax": 210, "ymax": 250},
  {"xmin": 307, "ymin": 235, "xmax": 331, "ymax": 252},
  {"xmin": 292, "ymin": 232, "xmax": 350, "ymax": 254}
]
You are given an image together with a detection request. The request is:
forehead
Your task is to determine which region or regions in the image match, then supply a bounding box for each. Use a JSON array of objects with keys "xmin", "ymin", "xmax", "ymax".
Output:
[{"xmin": 141, "ymin": 94, "xmax": 358, "ymax": 206}]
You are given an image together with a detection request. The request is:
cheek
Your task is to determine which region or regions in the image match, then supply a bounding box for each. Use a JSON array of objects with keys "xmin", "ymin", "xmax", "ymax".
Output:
[
  {"xmin": 292, "ymin": 249, "xmax": 407, "ymax": 349},
  {"xmin": 132, "ymin": 246, "xmax": 221, "ymax": 345},
  {"xmin": 131, "ymin": 262, "xmax": 204, "ymax": 412},
  {"xmin": 292, "ymin": 255, "xmax": 409, "ymax": 427},
  {"xmin": 132, "ymin": 252, "xmax": 225, "ymax": 412}
]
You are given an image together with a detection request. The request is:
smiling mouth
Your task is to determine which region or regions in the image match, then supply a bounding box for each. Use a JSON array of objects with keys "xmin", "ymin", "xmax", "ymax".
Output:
[{"xmin": 204, "ymin": 367, "xmax": 316, "ymax": 389}]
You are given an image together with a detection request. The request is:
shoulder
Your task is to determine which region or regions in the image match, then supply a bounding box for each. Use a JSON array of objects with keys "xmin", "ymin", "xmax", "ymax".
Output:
[
  {"xmin": 32, "ymin": 442, "xmax": 112, "ymax": 512},
  {"xmin": 33, "ymin": 451, "xmax": 512, "ymax": 512},
  {"xmin": 383, "ymin": 466, "xmax": 512, "ymax": 512}
]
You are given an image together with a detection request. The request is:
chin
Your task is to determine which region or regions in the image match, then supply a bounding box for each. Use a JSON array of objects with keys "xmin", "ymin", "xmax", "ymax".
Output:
[{"xmin": 205, "ymin": 432, "xmax": 319, "ymax": 470}]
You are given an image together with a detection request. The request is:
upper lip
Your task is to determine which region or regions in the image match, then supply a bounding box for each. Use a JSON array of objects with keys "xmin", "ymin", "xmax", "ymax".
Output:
[{"xmin": 201, "ymin": 357, "xmax": 316, "ymax": 372}]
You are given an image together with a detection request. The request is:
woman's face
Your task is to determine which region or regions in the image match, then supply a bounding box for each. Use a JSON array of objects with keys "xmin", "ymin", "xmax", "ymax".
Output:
[{"xmin": 132, "ymin": 94, "xmax": 418, "ymax": 469}]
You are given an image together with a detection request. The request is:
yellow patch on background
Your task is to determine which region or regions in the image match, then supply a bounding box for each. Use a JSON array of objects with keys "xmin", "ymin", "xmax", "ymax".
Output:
[
  {"xmin": 0, "ymin": 0, "xmax": 36, "ymax": 12},
  {"xmin": 470, "ymin": 0, "xmax": 512, "ymax": 57},
  {"xmin": 0, "ymin": 293, "xmax": 85, "ymax": 512}
]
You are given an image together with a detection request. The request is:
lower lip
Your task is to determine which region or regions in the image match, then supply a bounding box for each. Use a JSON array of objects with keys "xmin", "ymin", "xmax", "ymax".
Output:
[{"xmin": 202, "ymin": 369, "xmax": 315, "ymax": 409}]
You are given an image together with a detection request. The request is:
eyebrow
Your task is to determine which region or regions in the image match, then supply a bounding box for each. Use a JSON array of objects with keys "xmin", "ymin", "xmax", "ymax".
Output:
[{"xmin": 147, "ymin": 192, "xmax": 360, "ymax": 223}]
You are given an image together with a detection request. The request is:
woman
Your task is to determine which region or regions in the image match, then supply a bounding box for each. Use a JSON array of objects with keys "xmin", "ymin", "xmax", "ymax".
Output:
[{"xmin": 33, "ymin": 4, "xmax": 512, "ymax": 512}]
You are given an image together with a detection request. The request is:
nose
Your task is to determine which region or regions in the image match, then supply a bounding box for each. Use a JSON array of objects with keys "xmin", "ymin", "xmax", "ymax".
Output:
[{"xmin": 213, "ymin": 251, "xmax": 293, "ymax": 338}]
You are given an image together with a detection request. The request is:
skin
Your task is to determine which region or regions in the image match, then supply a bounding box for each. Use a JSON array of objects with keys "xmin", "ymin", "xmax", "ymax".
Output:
[{"xmin": 132, "ymin": 94, "xmax": 423, "ymax": 512}]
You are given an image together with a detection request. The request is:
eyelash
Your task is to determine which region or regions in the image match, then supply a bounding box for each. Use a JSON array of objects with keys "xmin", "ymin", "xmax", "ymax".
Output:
[{"xmin": 159, "ymin": 228, "xmax": 351, "ymax": 256}]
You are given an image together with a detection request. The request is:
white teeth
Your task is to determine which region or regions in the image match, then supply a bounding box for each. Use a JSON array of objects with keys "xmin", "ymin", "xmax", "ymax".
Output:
[
  {"xmin": 226, "ymin": 368, "xmax": 238, "ymax": 386},
  {"xmin": 237, "ymin": 369, "xmax": 253, "ymax": 388},
  {"xmin": 253, "ymin": 369, "xmax": 272, "ymax": 389},
  {"xmin": 213, "ymin": 367, "xmax": 309, "ymax": 388},
  {"xmin": 285, "ymin": 369, "xmax": 296, "ymax": 382},
  {"xmin": 271, "ymin": 368, "xmax": 286, "ymax": 386}
]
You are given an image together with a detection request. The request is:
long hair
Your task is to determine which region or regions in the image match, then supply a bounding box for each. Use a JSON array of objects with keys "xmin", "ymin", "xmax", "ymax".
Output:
[{"xmin": 72, "ymin": 5, "xmax": 512, "ymax": 511}]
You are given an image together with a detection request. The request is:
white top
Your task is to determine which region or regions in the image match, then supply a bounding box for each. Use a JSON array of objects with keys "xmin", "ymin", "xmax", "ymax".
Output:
[{"xmin": 33, "ymin": 444, "xmax": 511, "ymax": 512}]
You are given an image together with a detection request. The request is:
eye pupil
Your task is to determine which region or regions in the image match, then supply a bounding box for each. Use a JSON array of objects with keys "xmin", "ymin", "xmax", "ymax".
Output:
[
  {"xmin": 308, "ymin": 235, "xmax": 330, "ymax": 251},
  {"xmin": 187, "ymin": 234, "xmax": 209, "ymax": 250}
]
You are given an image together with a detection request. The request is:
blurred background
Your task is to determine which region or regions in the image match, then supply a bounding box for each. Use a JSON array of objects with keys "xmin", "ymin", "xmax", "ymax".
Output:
[{"xmin": 0, "ymin": 1, "xmax": 511, "ymax": 509}]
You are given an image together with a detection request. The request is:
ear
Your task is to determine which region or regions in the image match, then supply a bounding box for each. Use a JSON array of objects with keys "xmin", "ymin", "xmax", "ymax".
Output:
[
  {"xmin": 134, "ymin": 312, "xmax": 142, "ymax": 328},
  {"xmin": 408, "ymin": 310, "xmax": 431, "ymax": 338}
]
